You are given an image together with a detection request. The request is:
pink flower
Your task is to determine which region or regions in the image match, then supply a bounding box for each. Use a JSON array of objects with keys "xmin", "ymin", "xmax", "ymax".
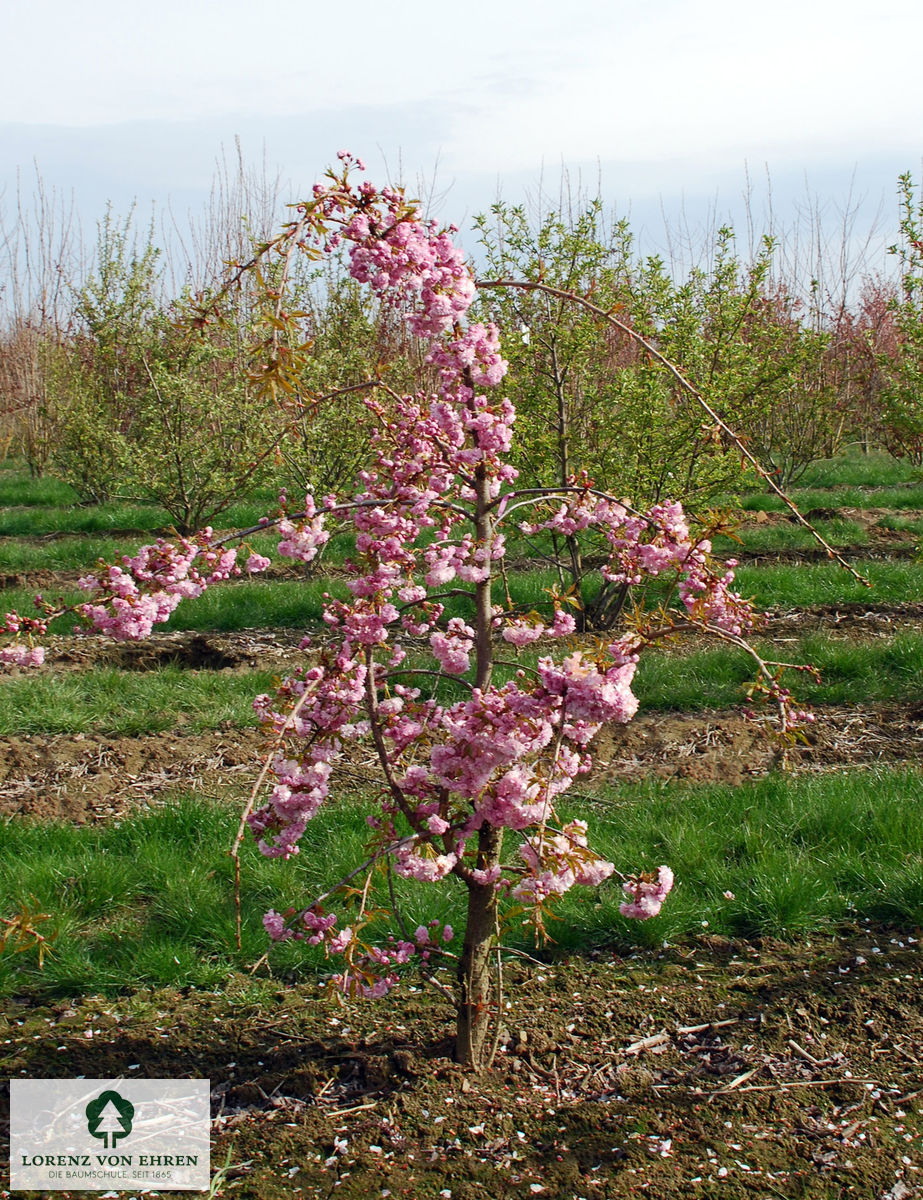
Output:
[
  {"xmin": 263, "ymin": 910, "xmax": 292, "ymax": 941},
  {"xmin": 619, "ymin": 866, "xmax": 675, "ymax": 920}
]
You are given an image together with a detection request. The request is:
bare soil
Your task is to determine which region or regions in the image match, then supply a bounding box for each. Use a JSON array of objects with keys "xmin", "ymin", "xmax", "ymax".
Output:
[
  {"xmin": 1, "ymin": 930, "xmax": 920, "ymax": 1198},
  {"xmin": 1, "ymin": 698, "xmax": 922, "ymax": 825}
]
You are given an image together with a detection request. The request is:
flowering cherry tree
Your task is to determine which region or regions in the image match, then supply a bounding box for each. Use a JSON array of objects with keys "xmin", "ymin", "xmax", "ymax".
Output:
[{"xmin": 1, "ymin": 155, "xmax": 811, "ymax": 1070}]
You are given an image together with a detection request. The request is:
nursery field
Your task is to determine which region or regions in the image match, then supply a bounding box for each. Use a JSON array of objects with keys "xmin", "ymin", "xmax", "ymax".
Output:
[{"xmin": 1, "ymin": 451, "xmax": 922, "ymax": 1199}]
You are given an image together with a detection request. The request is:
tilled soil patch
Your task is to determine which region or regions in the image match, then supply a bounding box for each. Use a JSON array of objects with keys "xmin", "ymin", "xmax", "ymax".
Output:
[
  {"xmin": 2, "ymin": 701, "xmax": 922, "ymax": 824},
  {"xmin": 22, "ymin": 598, "xmax": 923, "ymax": 677},
  {"xmin": 1, "ymin": 931, "xmax": 920, "ymax": 1198}
]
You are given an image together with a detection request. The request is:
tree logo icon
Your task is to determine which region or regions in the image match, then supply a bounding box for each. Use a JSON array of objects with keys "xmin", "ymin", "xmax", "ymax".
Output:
[{"xmin": 85, "ymin": 1089, "xmax": 135, "ymax": 1149}]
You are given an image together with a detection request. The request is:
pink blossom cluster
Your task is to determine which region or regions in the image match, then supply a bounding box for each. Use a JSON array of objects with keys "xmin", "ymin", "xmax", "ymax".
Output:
[
  {"xmin": 262, "ymin": 905, "xmax": 338, "ymax": 945},
  {"xmin": 430, "ymin": 617, "xmax": 475, "ymax": 674},
  {"xmin": 0, "ymin": 612, "xmax": 47, "ymax": 669},
  {"xmin": 424, "ymin": 532, "xmax": 506, "ymax": 588},
  {"xmin": 277, "ymin": 493, "xmax": 330, "ymax": 563},
  {"xmin": 344, "ymin": 202, "xmax": 476, "ymax": 339},
  {"xmin": 74, "ymin": 531, "xmax": 264, "ymax": 641},
  {"xmin": 518, "ymin": 489, "xmax": 757, "ymax": 639},
  {"xmin": 678, "ymin": 559, "xmax": 754, "ymax": 637},
  {"xmin": 330, "ymin": 919, "xmax": 455, "ymax": 999},
  {"xmin": 537, "ymin": 648, "xmax": 640, "ymax": 725},
  {"xmin": 514, "ymin": 820, "xmax": 615, "ymax": 904},
  {"xmin": 0, "ymin": 643, "xmax": 45, "ymax": 668},
  {"xmin": 428, "ymin": 322, "xmax": 507, "ymax": 388},
  {"xmin": 619, "ymin": 866, "xmax": 675, "ymax": 920},
  {"xmin": 248, "ymin": 747, "xmax": 335, "ymax": 858},
  {"xmin": 265, "ymin": 888, "xmax": 455, "ymax": 998},
  {"xmin": 501, "ymin": 608, "xmax": 576, "ymax": 646}
]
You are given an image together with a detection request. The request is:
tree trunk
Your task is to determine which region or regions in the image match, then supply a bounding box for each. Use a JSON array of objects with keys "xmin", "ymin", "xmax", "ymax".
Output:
[
  {"xmin": 455, "ymin": 825, "xmax": 504, "ymax": 1068},
  {"xmin": 455, "ymin": 380, "xmax": 503, "ymax": 1070}
]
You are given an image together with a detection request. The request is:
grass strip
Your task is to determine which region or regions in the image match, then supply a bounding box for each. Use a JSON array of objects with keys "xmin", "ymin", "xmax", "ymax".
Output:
[
  {"xmin": 5, "ymin": 557, "xmax": 923, "ymax": 642},
  {"xmin": 635, "ymin": 629, "xmax": 923, "ymax": 710},
  {"xmin": 736, "ymin": 483, "xmax": 923, "ymax": 513},
  {"xmin": 1, "ymin": 628, "xmax": 921, "ymax": 735},
  {"xmin": 710, "ymin": 518, "xmax": 869, "ymax": 556},
  {"xmin": 553, "ymin": 765, "xmax": 923, "ymax": 950},
  {"xmin": 0, "ymin": 474, "xmax": 80, "ymax": 508},
  {"xmin": 1, "ymin": 766, "xmax": 920, "ymax": 997},
  {"xmin": 0, "ymin": 514, "xmax": 911, "ymax": 577},
  {"xmin": 733, "ymin": 559, "xmax": 923, "ymax": 608},
  {"xmin": 0, "ymin": 495, "xmax": 283, "ymax": 539},
  {"xmin": 0, "ymin": 665, "xmax": 277, "ymax": 735},
  {"xmin": 789, "ymin": 449, "xmax": 922, "ymax": 490}
]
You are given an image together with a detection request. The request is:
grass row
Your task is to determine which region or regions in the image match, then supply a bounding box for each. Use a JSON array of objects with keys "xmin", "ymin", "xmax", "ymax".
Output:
[
  {"xmin": 4, "ymin": 515, "xmax": 916, "ymax": 575},
  {"xmin": 3, "ymin": 558, "xmax": 922, "ymax": 646},
  {"xmin": 1, "ymin": 630, "xmax": 921, "ymax": 735},
  {"xmin": 0, "ymin": 447, "xmax": 920, "ymax": 542},
  {"xmin": 1, "ymin": 766, "xmax": 920, "ymax": 997},
  {"xmin": 794, "ymin": 449, "xmax": 922, "ymax": 489},
  {"xmin": 0, "ymin": 666, "xmax": 278, "ymax": 735}
]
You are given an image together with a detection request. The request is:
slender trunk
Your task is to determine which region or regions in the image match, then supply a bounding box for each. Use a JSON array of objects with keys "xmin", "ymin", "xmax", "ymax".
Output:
[
  {"xmin": 550, "ymin": 338, "xmax": 585, "ymax": 626},
  {"xmin": 455, "ymin": 825, "xmax": 504, "ymax": 1068},
  {"xmin": 454, "ymin": 423, "xmax": 503, "ymax": 1068}
]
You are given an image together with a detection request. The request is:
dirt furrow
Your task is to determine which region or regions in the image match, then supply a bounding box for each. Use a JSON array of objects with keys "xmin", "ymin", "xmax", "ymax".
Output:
[{"xmin": 2, "ymin": 701, "xmax": 921, "ymax": 824}]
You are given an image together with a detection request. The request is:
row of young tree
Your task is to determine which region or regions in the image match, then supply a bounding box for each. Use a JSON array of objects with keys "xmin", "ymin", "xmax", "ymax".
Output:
[{"xmin": 2, "ymin": 162, "xmax": 923, "ymax": 531}]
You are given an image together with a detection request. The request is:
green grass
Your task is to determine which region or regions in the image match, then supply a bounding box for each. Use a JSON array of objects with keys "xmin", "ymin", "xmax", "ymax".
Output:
[
  {"xmin": 0, "ymin": 473, "xmax": 80, "ymax": 507},
  {"xmin": 2, "ymin": 766, "xmax": 920, "ymax": 996},
  {"xmin": 0, "ymin": 535, "xmax": 147, "ymax": 574},
  {"xmin": 361, "ymin": 628, "xmax": 923, "ymax": 713},
  {"xmin": 489, "ymin": 558, "xmax": 923, "ymax": 620},
  {"xmin": 0, "ymin": 565, "xmax": 573, "ymax": 638},
  {"xmin": 0, "ymin": 533, "xmax": 285, "ymax": 574},
  {"xmin": 0, "ymin": 666, "xmax": 277, "ymax": 735},
  {"xmin": 795, "ymin": 449, "xmax": 922, "ymax": 489},
  {"xmin": 878, "ymin": 514, "xmax": 923, "ymax": 536},
  {"xmin": 552, "ymin": 765, "xmax": 923, "ymax": 950},
  {"xmin": 0, "ymin": 576, "xmax": 348, "ymax": 636},
  {"xmin": 9, "ymin": 556, "xmax": 918, "ymax": 644},
  {"xmin": 0, "ymin": 490, "xmax": 284, "ymax": 539},
  {"xmin": 734, "ymin": 559, "xmax": 923, "ymax": 608},
  {"xmin": 165, "ymin": 579, "xmax": 344, "ymax": 632},
  {"xmin": 1, "ymin": 629, "xmax": 918, "ymax": 736},
  {"xmin": 711, "ymin": 518, "xmax": 869, "ymax": 555},
  {"xmin": 635, "ymin": 629, "xmax": 923, "ymax": 710},
  {"xmin": 0, "ymin": 502, "xmax": 177, "ymax": 538},
  {"xmin": 736, "ymin": 484, "xmax": 923, "ymax": 514}
]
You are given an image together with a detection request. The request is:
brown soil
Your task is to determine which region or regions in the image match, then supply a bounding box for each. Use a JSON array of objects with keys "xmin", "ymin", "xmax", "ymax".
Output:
[
  {"xmin": 42, "ymin": 629, "xmax": 306, "ymax": 674},
  {"xmin": 1, "ymin": 931, "xmax": 920, "ymax": 1198},
  {"xmin": 0, "ymin": 725, "xmax": 266, "ymax": 823},
  {"xmin": 21, "ymin": 590, "xmax": 923, "ymax": 680},
  {"xmin": 2, "ymin": 700, "xmax": 922, "ymax": 825}
]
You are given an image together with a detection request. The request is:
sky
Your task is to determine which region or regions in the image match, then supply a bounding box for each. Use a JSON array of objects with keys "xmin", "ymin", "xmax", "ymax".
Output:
[{"xmin": 2, "ymin": 0, "xmax": 922, "ymax": 275}]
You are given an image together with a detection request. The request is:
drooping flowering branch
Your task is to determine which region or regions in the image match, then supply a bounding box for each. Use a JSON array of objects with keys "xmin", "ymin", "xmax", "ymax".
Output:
[{"xmin": 476, "ymin": 278, "xmax": 872, "ymax": 588}]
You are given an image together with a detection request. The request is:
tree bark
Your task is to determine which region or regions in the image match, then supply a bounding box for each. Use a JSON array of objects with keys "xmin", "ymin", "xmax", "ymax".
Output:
[
  {"xmin": 455, "ymin": 824, "xmax": 504, "ymax": 1068},
  {"xmin": 454, "ymin": 412, "xmax": 502, "ymax": 1069}
]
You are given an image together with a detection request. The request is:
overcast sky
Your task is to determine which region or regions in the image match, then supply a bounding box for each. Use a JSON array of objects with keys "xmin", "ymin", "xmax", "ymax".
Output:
[{"xmin": 2, "ymin": 0, "xmax": 922, "ymax": 263}]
